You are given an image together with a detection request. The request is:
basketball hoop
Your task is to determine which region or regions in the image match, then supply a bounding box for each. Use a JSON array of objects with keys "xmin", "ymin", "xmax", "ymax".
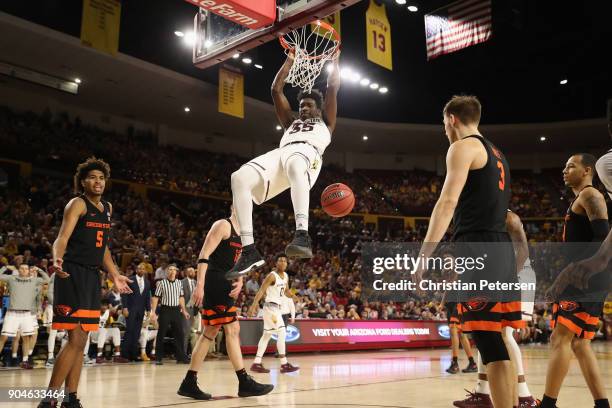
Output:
[{"xmin": 280, "ymin": 20, "xmax": 341, "ymax": 93}]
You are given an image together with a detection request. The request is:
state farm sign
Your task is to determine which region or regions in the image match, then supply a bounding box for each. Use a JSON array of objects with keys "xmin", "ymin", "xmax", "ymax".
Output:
[{"xmin": 184, "ymin": 0, "xmax": 276, "ymax": 29}]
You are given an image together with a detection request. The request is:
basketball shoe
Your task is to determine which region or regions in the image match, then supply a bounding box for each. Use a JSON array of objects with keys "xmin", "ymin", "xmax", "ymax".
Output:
[
  {"xmin": 250, "ymin": 363, "xmax": 270, "ymax": 373},
  {"xmin": 177, "ymin": 373, "xmax": 212, "ymax": 400},
  {"xmin": 446, "ymin": 360, "xmax": 460, "ymax": 374},
  {"xmin": 238, "ymin": 375, "xmax": 274, "ymax": 397},
  {"xmin": 462, "ymin": 360, "xmax": 478, "ymax": 373},
  {"xmin": 280, "ymin": 363, "xmax": 300, "ymax": 373},
  {"xmin": 519, "ymin": 396, "xmax": 539, "ymax": 408},
  {"xmin": 453, "ymin": 389, "xmax": 494, "ymax": 408},
  {"xmin": 285, "ymin": 230, "xmax": 312, "ymax": 259},
  {"xmin": 225, "ymin": 244, "xmax": 265, "ymax": 280}
]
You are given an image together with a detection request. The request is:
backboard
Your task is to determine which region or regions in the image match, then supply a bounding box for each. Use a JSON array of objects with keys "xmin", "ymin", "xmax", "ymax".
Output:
[{"xmin": 190, "ymin": 0, "xmax": 360, "ymax": 69}]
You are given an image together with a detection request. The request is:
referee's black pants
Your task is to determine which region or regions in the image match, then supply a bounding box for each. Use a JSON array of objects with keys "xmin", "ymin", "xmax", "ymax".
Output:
[{"xmin": 155, "ymin": 306, "xmax": 188, "ymax": 362}]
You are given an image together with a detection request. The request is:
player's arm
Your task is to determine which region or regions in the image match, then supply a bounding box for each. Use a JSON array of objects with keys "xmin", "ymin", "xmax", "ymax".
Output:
[
  {"xmin": 506, "ymin": 211, "xmax": 529, "ymax": 274},
  {"xmin": 248, "ymin": 274, "xmax": 275, "ymax": 316},
  {"xmin": 193, "ymin": 219, "xmax": 231, "ymax": 307},
  {"xmin": 52, "ymin": 197, "xmax": 86, "ymax": 277},
  {"xmin": 102, "ymin": 247, "xmax": 132, "ymax": 294},
  {"xmin": 34, "ymin": 268, "xmax": 50, "ymax": 285},
  {"xmin": 580, "ymin": 188, "xmax": 609, "ymax": 241},
  {"xmin": 419, "ymin": 141, "xmax": 476, "ymax": 257},
  {"xmin": 271, "ymin": 53, "xmax": 295, "ymax": 129},
  {"xmin": 324, "ymin": 58, "xmax": 340, "ymax": 133}
]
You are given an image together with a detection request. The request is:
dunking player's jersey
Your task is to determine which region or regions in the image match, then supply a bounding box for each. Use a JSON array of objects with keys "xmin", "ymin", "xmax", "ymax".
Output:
[
  {"xmin": 204, "ymin": 219, "xmax": 242, "ymax": 306},
  {"xmin": 265, "ymin": 271, "xmax": 287, "ymax": 305},
  {"xmin": 279, "ymin": 117, "xmax": 331, "ymax": 154},
  {"xmin": 452, "ymin": 136, "xmax": 511, "ymax": 239},
  {"xmin": 64, "ymin": 196, "xmax": 111, "ymax": 266}
]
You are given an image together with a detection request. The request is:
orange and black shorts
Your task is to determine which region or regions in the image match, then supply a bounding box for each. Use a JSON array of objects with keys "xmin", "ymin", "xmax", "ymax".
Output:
[
  {"xmin": 446, "ymin": 302, "xmax": 461, "ymax": 327},
  {"xmin": 52, "ymin": 261, "xmax": 101, "ymax": 332},
  {"xmin": 551, "ymin": 301, "xmax": 602, "ymax": 340},
  {"xmin": 458, "ymin": 301, "xmax": 526, "ymax": 333},
  {"xmin": 201, "ymin": 304, "xmax": 238, "ymax": 326}
]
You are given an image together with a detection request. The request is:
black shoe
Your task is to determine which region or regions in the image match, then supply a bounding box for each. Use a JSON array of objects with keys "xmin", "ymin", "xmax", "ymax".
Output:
[
  {"xmin": 177, "ymin": 375, "xmax": 212, "ymax": 400},
  {"xmin": 154, "ymin": 360, "xmax": 164, "ymax": 365},
  {"xmin": 462, "ymin": 361, "xmax": 478, "ymax": 373},
  {"xmin": 176, "ymin": 359, "xmax": 190, "ymax": 364},
  {"xmin": 37, "ymin": 401, "xmax": 58, "ymax": 408},
  {"xmin": 60, "ymin": 398, "xmax": 83, "ymax": 408},
  {"xmin": 238, "ymin": 374, "xmax": 274, "ymax": 397},
  {"xmin": 446, "ymin": 361, "xmax": 459, "ymax": 374},
  {"xmin": 285, "ymin": 230, "xmax": 313, "ymax": 259},
  {"xmin": 225, "ymin": 244, "xmax": 264, "ymax": 280}
]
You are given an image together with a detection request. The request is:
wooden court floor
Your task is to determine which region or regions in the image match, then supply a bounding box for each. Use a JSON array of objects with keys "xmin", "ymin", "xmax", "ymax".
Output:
[{"xmin": 3, "ymin": 342, "xmax": 610, "ymax": 408}]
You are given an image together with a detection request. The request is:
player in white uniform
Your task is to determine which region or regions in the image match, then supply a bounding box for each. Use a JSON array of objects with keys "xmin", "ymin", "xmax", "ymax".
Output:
[
  {"xmin": 249, "ymin": 254, "xmax": 299, "ymax": 373},
  {"xmin": 139, "ymin": 314, "xmax": 158, "ymax": 361},
  {"xmin": 226, "ymin": 53, "xmax": 341, "ymax": 278},
  {"xmin": 453, "ymin": 210, "xmax": 538, "ymax": 408},
  {"xmin": 90, "ymin": 300, "xmax": 128, "ymax": 364}
]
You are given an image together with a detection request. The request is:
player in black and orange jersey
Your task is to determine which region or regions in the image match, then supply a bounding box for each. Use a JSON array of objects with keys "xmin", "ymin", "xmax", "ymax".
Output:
[
  {"xmin": 414, "ymin": 96, "xmax": 523, "ymax": 408},
  {"xmin": 539, "ymin": 154, "xmax": 609, "ymax": 408},
  {"xmin": 177, "ymin": 206, "xmax": 273, "ymax": 400},
  {"xmin": 39, "ymin": 157, "xmax": 132, "ymax": 408}
]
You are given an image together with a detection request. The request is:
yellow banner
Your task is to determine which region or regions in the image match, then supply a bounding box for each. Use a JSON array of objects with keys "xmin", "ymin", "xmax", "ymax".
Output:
[
  {"xmin": 80, "ymin": 0, "xmax": 121, "ymax": 56},
  {"xmin": 218, "ymin": 68, "xmax": 244, "ymax": 119},
  {"xmin": 366, "ymin": 0, "xmax": 392, "ymax": 70},
  {"xmin": 312, "ymin": 12, "xmax": 341, "ymax": 39}
]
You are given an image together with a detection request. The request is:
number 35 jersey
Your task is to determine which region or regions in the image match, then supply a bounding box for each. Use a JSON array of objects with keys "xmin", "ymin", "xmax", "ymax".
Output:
[
  {"xmin": 64, "ymin": 195, "xmax": 111, "ymax": 267},
  {"xmin": 279, "ymin": 117, "xmax": 331, "ymax": 154}
]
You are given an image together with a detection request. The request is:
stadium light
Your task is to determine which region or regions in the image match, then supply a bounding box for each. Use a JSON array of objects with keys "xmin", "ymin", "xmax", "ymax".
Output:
[
  {"xmin": 360, "ymin": 78, "xmax": 370, "ymax": 86},
  {"xmin": 350, "ymin": 72, "xmax": 361, "ymax": 83},
  {"xmin": 540, "ymin": 136, "xmax": 547, "ymax": 142},
  {"xmin": 340, "ymin": 67, "xmax": 353, "ymax": 79},
  {"xmin": 560, "ymin": 79, "xmax": 568, "ymax": 85},
  {"xmin": 396, "ymin": 0, "xmax": 407, "ymax": 4},
  {"xmin": 379, "ymin": 87, "xmax": 389, "ymax": 94},
  {"xmin": 184, "ymin": 107, "xmax": 191, "ymax": 113},
  {"xmin": 326, "ymin": 63, "xmax": 335, "ymax": 74},
  {"xmin": 232, "ymin": 53, "xmax": 240, "ymax": 59},
  {"xmin": 276, "ymin": 125, "xmax": 282, "ymax": 131},
  {"xmin": 407, "ymin": 5, "xmax": 418, "ymax": 12},
  {"xmin": 242, "ymin": 57, "xmax": 252, "ymax": 64},
  {"xmin": 74, "ymin": 78, "xmax": 82, "ymax": 84},
  {"xmin": 255, "ymin": 64, "xmax": 263, "ymax": 69},
  {"xmin": 370, "ymin": 83, "xmax": 379, "ymax": 90},
  {"xmin": 184, "ymin": 31, "xmax": 196, "ymax": 46},
  {"xmin": 362, "ymin": 135, "xmax": 368, "ymax": 141},
  {"xmin": 204, "ymin": 40, "xmax": 213, "ymax": 48},
  {"xmin": 174, "ymin": 30, "xmax": 185, "ymax": 37}
]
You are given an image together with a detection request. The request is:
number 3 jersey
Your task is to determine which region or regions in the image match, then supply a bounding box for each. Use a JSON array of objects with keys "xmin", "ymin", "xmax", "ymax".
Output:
[
  {"xmin": 279, "ymin": 117, "xmax": 331, "ymax": 154},
  {"xmin": 64, "ymin": 195, "xmax": 111, "ymax": 267},
  {"xmin": 204, "ymin": 219, "xmax": 242, "ymax": 307},
  {"xmin": 452, "ymin": 135, "xmax": 511, "ymax": 240}
]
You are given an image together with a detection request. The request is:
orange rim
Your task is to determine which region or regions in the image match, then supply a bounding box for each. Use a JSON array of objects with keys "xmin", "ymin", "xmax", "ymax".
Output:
[{"xmin": 279, "ymin": 20, "xmax": 341, "ymax": 61}]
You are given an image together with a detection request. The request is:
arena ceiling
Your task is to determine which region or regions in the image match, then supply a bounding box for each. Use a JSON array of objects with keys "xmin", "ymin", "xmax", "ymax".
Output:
[{"xmin": 0, "ymin": 7, "xmax": 608, "ymax": 156}]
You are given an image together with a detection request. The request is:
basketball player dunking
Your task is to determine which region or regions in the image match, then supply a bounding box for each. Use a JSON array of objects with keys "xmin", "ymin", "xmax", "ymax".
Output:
[
  {"xmin": 177, "ymin": 206, "xmax": 273, "ymax": 400},
  {"xmin": 226, "ymin": 54, "xmax": 340, "ymax": 279},
  {"xmin": 249, "ymin": 254, "xmax": 299, "ymax": 373},
  {"xmin": 414, "ymin": 96, "xmax": 524, "ymax": 408},
  {"xmin": 39, "ymin": 157, "xmax": 132, "ymax": 408},
  {"xmin": 539, "ymin": 154, "xmax": 609, "ymax": 408}
]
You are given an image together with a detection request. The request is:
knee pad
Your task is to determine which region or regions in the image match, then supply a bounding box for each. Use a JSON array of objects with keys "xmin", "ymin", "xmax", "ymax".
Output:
[{"xmin": 471, "ymin": 331, "xmax": 509, "ymax": 365}]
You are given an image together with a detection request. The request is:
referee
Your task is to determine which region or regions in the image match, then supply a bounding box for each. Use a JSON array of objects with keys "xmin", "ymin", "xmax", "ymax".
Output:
[{"xmin": 150, "ymin": 264, "xmax": 190, "ymax": 365}]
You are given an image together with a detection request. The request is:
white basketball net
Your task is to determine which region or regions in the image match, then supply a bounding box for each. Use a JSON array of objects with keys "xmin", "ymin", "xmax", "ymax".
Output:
[{"xmin": 282, "ymin": 21, "xmax": 340, "ymax": 93}]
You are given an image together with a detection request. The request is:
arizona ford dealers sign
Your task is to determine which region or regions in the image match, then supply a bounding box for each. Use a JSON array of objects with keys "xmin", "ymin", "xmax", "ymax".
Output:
[{"xmin": 184, "ymin": 0, "xmax": 276, "ymax": 28}]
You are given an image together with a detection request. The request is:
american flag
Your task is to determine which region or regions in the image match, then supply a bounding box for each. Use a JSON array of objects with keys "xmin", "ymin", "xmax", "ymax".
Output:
[{"xmin": 424, "ymin": 0, "xmax": 492, "ymax": 60}]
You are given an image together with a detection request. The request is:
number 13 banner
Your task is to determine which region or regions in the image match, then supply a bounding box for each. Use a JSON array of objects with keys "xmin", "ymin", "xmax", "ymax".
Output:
[{"xmin": 366, "ymin": 0, "xmax": 392, "ymax": 70}]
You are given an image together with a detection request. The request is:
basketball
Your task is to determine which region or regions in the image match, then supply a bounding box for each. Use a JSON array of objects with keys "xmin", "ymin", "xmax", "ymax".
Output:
[{"xmin": 321, "ymin": 183, "xmax": 355, "ymax": 217}]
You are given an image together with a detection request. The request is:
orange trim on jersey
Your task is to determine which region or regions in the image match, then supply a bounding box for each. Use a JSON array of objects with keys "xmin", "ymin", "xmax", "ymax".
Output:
[
  {"xmin": 52, "ymin": 322, "xmax": 100, "ymax": 332},
  {"xmin": 72, "ymin": 309, "xmax": 101, "ymax": 318},
  {"xmin": 554, "ymin": 316, "xmax": 585, "ymax": 337},
  {"xmin": 501, "ymin": 319, "xmax": 526, "ymax": 329},
  {"xmin": 502, "ymin": 302, "xmax": 523, "ymax": 312},
  {"xmin": 574, "ymin": 312, "xmax": 600, "ymax": 325},
  {"xmin": 203, "ymin": 316, "xmax": 236, "ymax": 326},
  {"xmin": 461, "ymin": 321, "xmax": 501, "ymax": 332}
]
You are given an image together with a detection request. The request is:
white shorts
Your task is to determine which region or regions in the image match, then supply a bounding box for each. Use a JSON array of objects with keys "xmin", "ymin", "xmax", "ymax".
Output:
[
  {"xmin": 263, "ymin": 303, "xmax": 284, "ymax": 333},
  {"xmin": 91, "ymin": 327, "xmax": 121, "ymax": 347},
  {"xmin": 140, "ymin": 329, "xmax": 158, "ymax": 348},
  {"xmin": 244, "ymin": 143, "xmax": 322, "ymax": 205},
  {"xmin": 31, "ymin": 313, "xmax": 39, "ymax": 330},
  {"xmin": 1, "ymin": 310, "xmax": 35, "ymax": 337},
  {"xmin": 519, "ymin": 264, "xmax": 536, "ymax": 321}
]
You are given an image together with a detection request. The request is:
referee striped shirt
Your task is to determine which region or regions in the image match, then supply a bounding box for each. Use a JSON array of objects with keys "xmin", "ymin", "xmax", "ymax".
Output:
[{"xmin": 154, "ymin": 279, "xmax": 184, "ymax": 307}]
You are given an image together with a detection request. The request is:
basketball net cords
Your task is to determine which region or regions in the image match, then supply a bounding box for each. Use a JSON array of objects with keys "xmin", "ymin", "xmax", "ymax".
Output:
[{"xmin": 283, "ymin": 24, "xmax": 339, "ymax": 93}]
